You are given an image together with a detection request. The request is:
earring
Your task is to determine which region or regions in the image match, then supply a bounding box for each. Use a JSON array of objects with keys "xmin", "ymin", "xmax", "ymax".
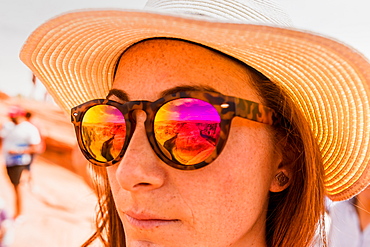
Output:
[{"xmin": 275, "ymin": 171, "xmax": 289, "ymax": 187}]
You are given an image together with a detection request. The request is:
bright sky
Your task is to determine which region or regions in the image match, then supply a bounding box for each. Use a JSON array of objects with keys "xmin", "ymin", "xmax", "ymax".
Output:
[{"xmin": 1, "ymin": 0, "xmax": 369, "ymax": 99}]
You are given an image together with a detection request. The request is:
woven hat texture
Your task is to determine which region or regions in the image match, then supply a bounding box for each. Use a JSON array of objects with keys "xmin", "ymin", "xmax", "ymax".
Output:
[{"xmin": 20, "ymin": 0, "xmax": 370, "ymax": 201}]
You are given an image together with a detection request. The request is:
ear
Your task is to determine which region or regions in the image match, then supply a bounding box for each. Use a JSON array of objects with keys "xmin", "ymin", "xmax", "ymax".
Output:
[
  {"xmin": 269, "ymin": 169, "xmax": 292, "ymax": 192},
  {"xmin": 269, "ymin": 134, "xmax": 294, "ymax": 192}
]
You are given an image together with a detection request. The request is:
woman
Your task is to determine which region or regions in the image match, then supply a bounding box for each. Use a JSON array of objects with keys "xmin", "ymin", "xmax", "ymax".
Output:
[
  {"xmin": 19, "ymin": 0, "xmax": 370, "ymax": 246},
  {"xmin": 83, "ymin": 38, "xmax": 323, "ymax": 247}
]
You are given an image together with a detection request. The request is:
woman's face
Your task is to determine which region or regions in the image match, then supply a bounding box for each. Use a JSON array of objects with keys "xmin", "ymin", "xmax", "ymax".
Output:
[{"xmin": 107, "ymin": 39, "xmax": 283, "ymax": 247}]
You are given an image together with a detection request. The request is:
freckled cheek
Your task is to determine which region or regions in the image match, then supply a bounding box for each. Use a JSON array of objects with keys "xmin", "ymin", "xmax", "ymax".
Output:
[
  {"xmin": 221, "ymin": 120, "xmax": 275, "ymax": 173},
  {"xmin": 106, "ymin": 166, "xmax": 122, "ymax": 200},
  {"xmin": 173, "ymin": 167, "xmax": 269, "ymax": 242},
  {"xmin": 200, "ymin": 121, "xmax": 276, "ymax": 214},
  {"xmin": 174, "ymin": 128, "xmax": 273, "ymax": 228},
  {"xmin": 106, "ymin": 166, "xmax": 115, "ymax": 184}
]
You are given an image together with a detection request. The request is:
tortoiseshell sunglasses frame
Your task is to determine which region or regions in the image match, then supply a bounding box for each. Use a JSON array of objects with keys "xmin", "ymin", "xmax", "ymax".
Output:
[{"xmin": 71, "ymin": 91, "xmax": 279, "ymax": 170}]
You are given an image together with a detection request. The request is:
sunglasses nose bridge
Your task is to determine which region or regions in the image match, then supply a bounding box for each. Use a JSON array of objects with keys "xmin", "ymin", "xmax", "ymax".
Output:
[{"xmin": 127, "ymin": 100, "xmax": 153, "ymax": 122}]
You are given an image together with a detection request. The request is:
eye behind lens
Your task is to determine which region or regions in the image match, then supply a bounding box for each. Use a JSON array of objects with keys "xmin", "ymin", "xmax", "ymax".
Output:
[
  {"xmin": 154, "ymin": 98, "xmax": 221, "ymax": 166},
  {"xmin": 81, "ymin": 105, "xmax": 126, "ymax": 163}
]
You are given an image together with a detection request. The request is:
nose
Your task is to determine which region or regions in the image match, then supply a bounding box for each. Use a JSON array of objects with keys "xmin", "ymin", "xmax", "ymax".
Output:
[{"xmin": 115, "ymin": 110, "xmax": 166, "ymax": 192}]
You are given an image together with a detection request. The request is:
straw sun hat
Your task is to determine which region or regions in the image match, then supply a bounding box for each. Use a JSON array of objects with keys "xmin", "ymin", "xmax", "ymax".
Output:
[{"xmin": 20, "ymin": 0, "xmax": 370, "ymax": 201}]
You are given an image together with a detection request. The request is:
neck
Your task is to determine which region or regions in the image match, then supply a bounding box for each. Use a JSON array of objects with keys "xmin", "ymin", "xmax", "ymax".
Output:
[
  {"xmin": 356, "ymin": 191, "xmax": 370, "ymax": 211},
  {"xmin": 355, "ymin": 195, "xmax": 370, "ymax": 231}
]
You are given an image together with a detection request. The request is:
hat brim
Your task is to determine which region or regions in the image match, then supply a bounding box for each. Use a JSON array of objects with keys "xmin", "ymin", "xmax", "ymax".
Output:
[{"xmin": 20, "ymin": 9, "xmax": 370, "ymax": 201}]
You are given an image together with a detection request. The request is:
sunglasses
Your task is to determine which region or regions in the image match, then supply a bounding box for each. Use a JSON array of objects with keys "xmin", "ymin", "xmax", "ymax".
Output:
[{"xmin": 71, "ymin": 91, "xmax": 279, "ymax": 170}]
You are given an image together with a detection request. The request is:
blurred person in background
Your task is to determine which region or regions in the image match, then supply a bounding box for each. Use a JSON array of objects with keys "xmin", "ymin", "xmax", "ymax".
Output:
[
  {"xmin": 328, "ymin": 186, "xmax": 370, "ymax": 246},
  {"xmin": 0, "ymin": 106, "xmax": 41, "ymax": 219},
  {"xmin": 23, "ymin": 111, "xmax": 45, "ymax": 185}
]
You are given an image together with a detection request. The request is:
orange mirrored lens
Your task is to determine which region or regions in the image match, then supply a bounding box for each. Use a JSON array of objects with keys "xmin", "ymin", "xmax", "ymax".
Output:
[
  {"xmin": 81, "ymin": 105, "xmax": 126, "ymax": 162},
  {"xmin": 154, "ymin": 98, "xmax": 221, "ymax": 165}
]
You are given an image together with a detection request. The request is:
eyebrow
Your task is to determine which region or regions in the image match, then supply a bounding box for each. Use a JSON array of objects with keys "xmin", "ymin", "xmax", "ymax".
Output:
[
  {"xmin": 107, "ymin": 85, "xmax": 220, "ymax": 102},
  {"xmin": 159, "ymin": 85, "xmax": 220, "ymax": 97},
  {"xmin": 106, "ymin": 88, "xmax": 129, "ymax": 102}
]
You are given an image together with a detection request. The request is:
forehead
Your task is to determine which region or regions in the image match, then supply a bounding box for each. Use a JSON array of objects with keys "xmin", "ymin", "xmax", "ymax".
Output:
[{"xmin": 112, "ymin": 39, "xmax": 261, "ymax": 103}]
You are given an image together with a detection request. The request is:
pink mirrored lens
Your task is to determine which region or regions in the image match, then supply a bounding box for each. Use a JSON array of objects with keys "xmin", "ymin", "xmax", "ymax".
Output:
[
  {"xmin": 154, "ymin": 98, "xmax": 221, "ymax": 165},
  {"xmin": 81, "ymin": 105, "xmax": 126, "ymax": 162}
]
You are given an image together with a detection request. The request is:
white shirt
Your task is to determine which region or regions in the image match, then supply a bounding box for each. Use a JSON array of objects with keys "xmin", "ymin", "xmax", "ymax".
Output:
[
  {"xmin": 1, "ymin": 121, "xmax": 41, "ymax": 166},
  {"xmin": 0, "ymin": 121, "xmax": 15, "ymax": 139},
  {"xmin": 328, "ymin": 198, "xmax": 370, "ymax": 247}
]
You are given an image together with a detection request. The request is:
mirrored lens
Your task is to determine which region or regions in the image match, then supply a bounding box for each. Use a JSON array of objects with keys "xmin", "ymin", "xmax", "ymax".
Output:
[
  {"xmin": 154, "ymin": 98, "xmax": 221, "ymax": 165},
  {"xmin": 81, "ymin": 105, "xmax": 126, "ymax": 162}
]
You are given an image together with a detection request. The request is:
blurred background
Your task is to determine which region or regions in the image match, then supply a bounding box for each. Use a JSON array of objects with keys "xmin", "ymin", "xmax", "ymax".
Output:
[{"xmin": 0, "ymin": 0, "xmax": 369, "ymax": 246}]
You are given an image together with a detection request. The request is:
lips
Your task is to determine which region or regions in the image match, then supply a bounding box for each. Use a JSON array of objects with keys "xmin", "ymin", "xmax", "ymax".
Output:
[{"xmin": 124, "ymin": 211, "xmax": 180, "ymax": 230}]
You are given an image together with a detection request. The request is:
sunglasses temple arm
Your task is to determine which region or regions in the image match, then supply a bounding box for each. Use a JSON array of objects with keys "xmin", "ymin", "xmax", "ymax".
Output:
[{"xmin": 234, "ymin": 98, "xmax": 276, "ymax": 125}]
